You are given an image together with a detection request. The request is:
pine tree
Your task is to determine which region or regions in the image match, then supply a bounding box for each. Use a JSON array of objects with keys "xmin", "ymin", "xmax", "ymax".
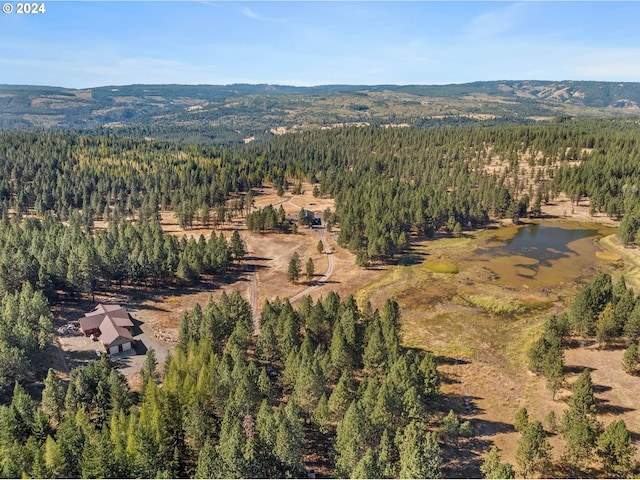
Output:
[
  {"xmin": 255, "ymin": 321, "xmax": 279, "ymax": 363},
  {"xmin": 597, "ymin": 420, "xmax": 636, "ymax": 477},
  {"xmin": 561, "ymin": 369, "xmax": 600, "ymax": 467},
  {"xmin": 624, "ymin": 300, "xmax": 640, "ymax": 339},
  {"xmin": 351, "ymin": 449, "xmax": 379, "ymax": 479},
  {"xmin": 195, "ymin": 438, "xmax": 221, "ymax": 479},
  {"xmin": 287, "ymin": 252, "xmax": 301, "ymax": 284},
  {"xmin": 480, "ymin": 446, "xmax": 515, "ymax": 479},
  {"xmin": 293, "ymin": 359, "xmax": 324, "ymax": 416},
  {"xmin": 568, "ymin": 369, "xmax": 597, "ymax": 418},
  {"xmin": 230, "ymin": 230, "xmax": 245, "ymax": 263},
  {"xmin": 140, "ymin": 348, "xmax": 160, "ymax": 394},
  {"xmin": 41, "ymin": 368, "xmax": 65, "ymax": 424},
  {"xmin": 334, "ymin": 401, "xmax": 367, "ymax": 477},
  {"xmin": 419, "ymin": 352, "xmax": 440, "ymax": 400},
  {"xmin": 397, "ymin": 422, "xmax": 442, "ymax": 479},
  {"xmin": 596, "ymin": 302, "xmax": 617, "ymax": 346},
  {"xmin": 514, "ymin": 407, "xmax": 530, "ymax": 432},
  {"xmin": 274, "ymin": 402, "xmax": 305, "ymax": 477},
  {"xmin": 515, "ymin": 421, "xmax": 551, "ymax": 478},
  {"xmin": 305, "ymin": 257, "xmax": 315, "ymax": 283},
  {"xmin": 363, "ymin": 322, "xmax": 387, "ymax": 376},
  {"xmin": 440, "ymin": 409, "xmax": 460, "ymax": 441},
  {"xmin": 377, "ymin": 428, "xmax": 399, "ymax": 478},
  {"xmin": 44, "ymin": 435, "xmax": 67, "ymax": 478},
  {"xmin": 257, "ymin": 367, "xmax": 274, "ymax": 401},
  {"xmin": 312, "ymin": 393, "xmax": 330, "ymax": 433},
  {"xmin": 622, "ymin": 343, "xmax": 639, "ymax": 374},
  {"xmin": 330, "ymin": 322, "xmax": 353, "ymax": 371},
  {"xmin": 328, "ymin": 370, "xmax": 354, "ymax": 420}
]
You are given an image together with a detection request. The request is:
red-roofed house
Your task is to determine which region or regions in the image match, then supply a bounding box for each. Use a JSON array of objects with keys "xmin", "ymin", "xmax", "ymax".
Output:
[{"xmin": 79, "ymin": 304, "xmax": 135, "ymax": 354}]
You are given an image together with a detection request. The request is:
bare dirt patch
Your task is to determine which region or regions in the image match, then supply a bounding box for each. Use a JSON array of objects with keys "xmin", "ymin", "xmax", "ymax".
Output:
[{"xmin": 541, "ymin": 193, "xmax": 619, "ymax": 226}]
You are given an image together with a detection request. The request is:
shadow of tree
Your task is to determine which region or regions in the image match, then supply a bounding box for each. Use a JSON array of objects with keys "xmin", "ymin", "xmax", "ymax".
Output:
[
  {"xmin": 597, "ymin": 398, "xmax": 635, "ymax": 415},
  {"xmin": 565, "ymin": 364, "xmax": 596, "ymax": 375}
]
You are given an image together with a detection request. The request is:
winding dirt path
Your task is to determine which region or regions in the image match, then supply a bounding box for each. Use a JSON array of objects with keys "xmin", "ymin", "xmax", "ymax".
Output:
[
  {"xmin": 246, "ymin": 227, "xmax": 334, "ymax": 336},
  {"xmin": 248, "ymin": 263, "xmax": 260, "ymax": 335},
  {"xmin": 289, "ymin": 230, "xmax": 334, "ymax": 304}
]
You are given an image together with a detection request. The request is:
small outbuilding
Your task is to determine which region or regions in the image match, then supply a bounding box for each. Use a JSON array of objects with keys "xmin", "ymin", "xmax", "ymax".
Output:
[{"xmin": 79, "ymin": 304, "xmax": 135, "ymax": 354}]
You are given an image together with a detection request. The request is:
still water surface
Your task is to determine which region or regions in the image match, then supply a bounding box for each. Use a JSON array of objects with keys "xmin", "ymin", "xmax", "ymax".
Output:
[
  {"xmin": 471, "ymin": 222, "xmax": 614, "ymax": 287},
  {"xmin": 492, "ymin": 224, "xmax": 599, "ymax": 266}
]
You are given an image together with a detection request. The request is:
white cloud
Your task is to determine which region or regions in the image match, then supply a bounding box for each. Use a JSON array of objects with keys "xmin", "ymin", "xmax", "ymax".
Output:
[
  {"xmin": 239, "ymin": 5, "xmax": 284, "ymax": 23},
  {"xmin": 468, "ymin": 2, "xmax": 537, "ymax": 39},
  {"xmin": 241, "ymin": 6, "xmax": 259, "ymax": 20}
]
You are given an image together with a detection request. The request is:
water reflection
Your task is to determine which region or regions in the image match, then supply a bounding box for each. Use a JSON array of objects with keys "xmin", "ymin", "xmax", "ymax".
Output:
[
  {"xmin": 495, "ymin": 224, "xmax": 599, "ymax": 267},
  {"xmin": 471, "ymin": 223, "xmax": 608, "ymax": 286}
]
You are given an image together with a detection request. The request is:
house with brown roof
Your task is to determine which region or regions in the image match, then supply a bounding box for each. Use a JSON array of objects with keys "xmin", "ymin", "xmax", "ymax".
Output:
[{"xmin": 79, "ymin": 304, "xmax": 135, "ymax": 355}]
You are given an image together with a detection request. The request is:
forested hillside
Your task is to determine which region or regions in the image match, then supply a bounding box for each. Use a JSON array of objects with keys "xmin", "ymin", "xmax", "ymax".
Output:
[{"xmin": 2, "ymin": 81, "xmax": 640, "ymax": 144}]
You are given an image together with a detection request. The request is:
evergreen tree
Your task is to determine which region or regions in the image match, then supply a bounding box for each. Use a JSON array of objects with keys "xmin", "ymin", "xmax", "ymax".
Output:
[
  {"xmin": 312, "ymin": 393, "xmax": 330, "ymax": 434},
  {"xmin": 274, "ymin": 402, "xmax": 305, "ymax": 477},
  {"xmin": 328, "ymin": 370, "xmax": 354, "ymax": 420},
  {"xmin": 334, "ymin": 401, "xmax": 367, "ymax": 477},
  {"xmin": 561, "ymin": 369, "xmax": 600, "ymax": 466},
  {"xmin": 419, "ymin": 352, "xmax": 440, "ymax": 400},
  {"xmin": 514, "ymin": 407, "xmax": 530, "ymax": 432},
  {"xmin": 624, "ymin": 300, "xmax": 640, "ymax": 339},
  {"xmin": 351, "ymin": 449, "xmax": 379, "ymax": 479},
  {"xmin": 596, "ymin": 302, "xmax": 617, "ymax": 346},
  {"xmin": 230, "ymin": 230, "xmax": 245, "ymax": 263},
  {"xmin": 292, "ymin": 359, "xmax": 324, "ymax": 416},
  {"xmin": 515, "ymin": 421, "xmax": 550, "ymax": 478},
  {"xmin": 440, "ymin": 409, "xmax": 461, "ymax": 441},
  {"xmin": 305, "ymin": 257, "xmax": 315, "ymax": 283},
  {"xmin": 377, "ymin": 428, "xmax": 398, "ymax": 478},
  {"xmin": 44, "ymin": 435, "xmax": 67, "ymax": 478},
  {"xmin": 567, "ymin": 369, "xmax": 597, "ymax": 418},
  {"xmin": 287, "ymin": 252, "xmax": 301, "ymax": 284},
  {"xmin": 195, "ymin": 438, "xmax": 221, "ymax": 479},
  {"xmin": 480, "ymin": 446, "xmax": 515, "ymax": 479},
  {"xmin": 397, "ymin": 422, "xmax": 442, "ymax": 479},
  {"xmin": 597, "ymin": 420, "xmax": 636, "ymax": 477},
  {"xmin": 32, "ymin": 336, "xmax": 61, "ymax": 389},
  {"xmin": 255, "ymin": 321, "xmax": 279, "ymax": 363},
  {"xmin": 622, "ymin": 343, "xmax": 639, "ymax": 374},
  {"xmin": 140, "ymin": 348, "xmax": 160, "ymax": 393}
]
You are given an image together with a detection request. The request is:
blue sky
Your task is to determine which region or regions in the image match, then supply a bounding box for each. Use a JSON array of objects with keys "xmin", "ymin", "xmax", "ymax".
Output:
[{"xmin": 1, "ymin": 1, "xmax": 639, "ymax": 88}]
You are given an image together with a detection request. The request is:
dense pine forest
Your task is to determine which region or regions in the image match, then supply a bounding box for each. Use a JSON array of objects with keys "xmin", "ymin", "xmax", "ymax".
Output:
[
  {"xmin": 0, "ymin": 116, "xmax": 640, "ymax": 477},
  {"xmin": 0, "ymin": 293, "xmax": 444, "ymax": 478}
]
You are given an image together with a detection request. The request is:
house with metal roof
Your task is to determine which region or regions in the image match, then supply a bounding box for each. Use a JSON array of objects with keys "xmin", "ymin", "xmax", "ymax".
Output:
[{"xmin": 79, "ymin": 304, "xmax": 135, "ymax": 355}]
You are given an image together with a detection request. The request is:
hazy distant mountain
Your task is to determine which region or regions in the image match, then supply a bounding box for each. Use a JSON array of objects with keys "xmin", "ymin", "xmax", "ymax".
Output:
[{"xmin": 1, "ymin": 81, "xmax": 639, "ymax": 144}]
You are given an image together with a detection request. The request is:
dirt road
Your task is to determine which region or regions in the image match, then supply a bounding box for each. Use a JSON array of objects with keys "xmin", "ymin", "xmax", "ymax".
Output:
[
  {"xmin": 289, "ymin": 230, "xmax": 334, "ymax": 304},
  {"xmin": 246, "ymin": 228, "xmax": 335, "ymax": 335}
]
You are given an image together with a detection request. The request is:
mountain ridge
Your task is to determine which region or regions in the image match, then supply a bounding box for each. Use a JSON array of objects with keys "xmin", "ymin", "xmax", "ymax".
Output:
[{"xmin": 1, "ymin": 80, "xmax": 639, "ymax": 144}]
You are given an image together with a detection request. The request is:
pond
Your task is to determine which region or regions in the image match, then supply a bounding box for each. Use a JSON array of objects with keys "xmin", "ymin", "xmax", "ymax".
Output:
[
  {"xmin": 490, "ymin": 224, "xmax": 600, "ymax": 266},
  {"xmin": 470, "ymin": 222, "xmax": 616, "ymax": 288}
]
